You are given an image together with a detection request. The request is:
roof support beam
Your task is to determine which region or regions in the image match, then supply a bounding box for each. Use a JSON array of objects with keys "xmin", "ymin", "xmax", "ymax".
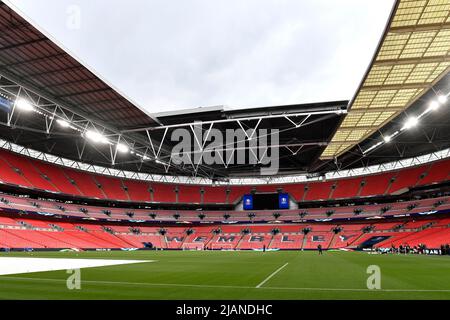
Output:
[
  {"xmin": 0, "ymin": 37, "xmax": 48, "ymax": 52},
  {"xmin": 123, "ymin": 109, "xmax": 346, "ymax": 133},
  {"xmin": 361, "ymin": 83, "xmax": 430, "ymax": 91},
  {"xmin": 347, "ymin": 107, "xmax": 404, "ymax": 113},
  {"xmin": 389, "ymin": 22, "xmax": 450, "ymax": 33},
  {"xmin": 40, "ymin": 77, "xmax": 99, "ymax": 90},
  {"xmin": 0, "ymin": 52, "xmax": 67, "ymax": 69},
  {"xmin": 55, "ymin": 87, "xmax": 110, "ymax": 98},
  {"xmin": 375, "ymin": 55, "xmax": 450, "ymax": 67}
]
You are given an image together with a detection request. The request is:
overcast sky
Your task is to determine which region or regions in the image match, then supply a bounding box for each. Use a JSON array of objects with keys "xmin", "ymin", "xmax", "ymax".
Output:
[{"xmin": 7, "ymin": 0, "xmax": 394, "ymax": 115}]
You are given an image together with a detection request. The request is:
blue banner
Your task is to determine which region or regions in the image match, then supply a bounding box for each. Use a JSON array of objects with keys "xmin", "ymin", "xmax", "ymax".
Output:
[
  {"xmin": 278, "ymin": 193, "xmax": 289, "ymax": 209},
  {"xmin": 243, "ymin": 194, "xmax": 253, "ymax": 210}
]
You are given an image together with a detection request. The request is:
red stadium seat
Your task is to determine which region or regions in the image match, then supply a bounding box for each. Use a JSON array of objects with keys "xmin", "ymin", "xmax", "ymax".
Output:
[
  {"xmin": 94, "ymin": 175, "xmax": 128, "ymax": 201},
  {"xmin": 388, "ymin": 165, "xmax": 429, "ymax": 195},
  {"xmin": 417, "ymin": 159, "xmax": 450, "ymax": 186},
  {"xmin": 0, "ymin": 150, "xmax": 54, "ymax": 190},
  {"xmin": 177, "ymin": 184, "xmax": 201, "ymax": 204},
  {"xmin": 123, "ymin": 180, "xmax": 152, "ymax": 202},
  {"xmin": 304, "ymin": 181, "xmax": 334, "ymax": 201},
  {"xmin": 332, "ymin": 177, "xmax": 363, "ymax": 199},
  {"xmin": 152, "ymin": 183, "xmax": 176, "ymax": 203},
  {"xmin": 359, "ymin": 172, "xmax": 393, "ymax": 197},
  {"xmin": 64, "ymin": 169, "xmax": 105, "ymax": 199},
  {"xmin": 202, "ymin": 186, "xmax": 227, "ymax": 204}
]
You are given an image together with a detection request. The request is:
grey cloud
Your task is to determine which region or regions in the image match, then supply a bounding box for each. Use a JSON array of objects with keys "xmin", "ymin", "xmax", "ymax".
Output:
[{"xmin": 8, "ymin": 0, "xmax": 395, "ymax": 114}]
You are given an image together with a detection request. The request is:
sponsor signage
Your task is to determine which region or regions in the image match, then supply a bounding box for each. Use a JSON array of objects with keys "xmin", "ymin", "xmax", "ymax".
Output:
[
  {"xmin": 278, "ymin": 193, "xmax": 289, "ymax": 209},
  {"xmin": 243, "ymin": 194, "xmax": 253, "ymax": 210}
]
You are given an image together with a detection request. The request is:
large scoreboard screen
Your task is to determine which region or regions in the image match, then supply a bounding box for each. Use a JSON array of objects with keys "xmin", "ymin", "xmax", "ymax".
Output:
[{"xmin": 243, "ymin": 193, "xmax": 290, "ymax": 210}]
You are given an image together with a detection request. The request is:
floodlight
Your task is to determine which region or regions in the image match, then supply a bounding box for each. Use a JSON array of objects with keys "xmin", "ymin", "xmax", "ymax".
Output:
[
  {"xmin": 116, "ymin": 143, "xmax": 129, "ymax": 153},
  {"xmin": 428, "ymin": 100, "xmax": 439, "ymax": 111},
  {"xmin": 403, "ymin": 117, "xmax": 418, "ymax": 130},
  {"xmin": 437, "ymin": 95, "xmax": 447, "ymax": 104},
  {"xmin": 16, "ymin": 98, "xmax": 34, "ymax": 111},
  {"xmin": 85, "ymin": 130, "xmax": 108, "ymax": 144},
  {"xmin": 56, "ymin": 119, "xmax": 70, "ymax": 128}
]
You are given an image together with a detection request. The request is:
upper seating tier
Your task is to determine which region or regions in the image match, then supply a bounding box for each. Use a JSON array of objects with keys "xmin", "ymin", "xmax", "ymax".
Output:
[{"xmin": 0, "ymin": 149, "xmax": 448, "ymax": 205}]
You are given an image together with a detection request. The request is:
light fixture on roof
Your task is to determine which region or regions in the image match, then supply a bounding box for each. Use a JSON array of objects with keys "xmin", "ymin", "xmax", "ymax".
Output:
[
  {"xmin": 116, "ymin": 143, "xmax": 129, "ymax": 153},
  {"xmin": 403, "ymin": 116, "xmax": 418, "ymax": 130},
  {"xmin": 15, "ymin": 98, "xmax": 34, "ymax": 111},
  {"xmin": 364, "ymin": 90, "xmax": 449, "ymax": 156},
  {"xmin": 85, "ymin": 130, "xmax": 108, "ymax": 144},
  {"xmin": 437, "ymin": 95, "xmax": 447, "ymax": 104},
  {"xmin": 364, "ymin": 141, "xmax": 383, "ymax": 154},
  {"xmin": 428, "ymin": 100, "xmax": 440, "ymax": 111},
  {"xmin": 56, "ymin": 119, "xmax": 70, "ymax": 128}
]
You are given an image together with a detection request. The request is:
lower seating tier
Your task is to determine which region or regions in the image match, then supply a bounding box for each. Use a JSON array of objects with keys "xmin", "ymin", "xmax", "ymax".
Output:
[{"xmin": 0, "ymin": 215, "xmax": 448, "ymax": 250}]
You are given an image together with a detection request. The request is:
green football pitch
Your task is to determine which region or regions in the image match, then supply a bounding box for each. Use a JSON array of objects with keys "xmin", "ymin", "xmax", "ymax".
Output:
[{"xmin": 0, "ymin": 250, "xmax": 449, "ymax": 300}]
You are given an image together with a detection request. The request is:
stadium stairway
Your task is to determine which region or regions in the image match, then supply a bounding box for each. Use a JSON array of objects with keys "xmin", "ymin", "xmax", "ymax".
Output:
[
  {"xmin": 35, "ymin": 230, "xmax": 78, "ymax": 248},
  {"xmin": 346, "ymin": 232, "xmax": 367, "ymax": 249},
  {"xmin": 267, "ymin": 235, "xmax": 275, "ymax": 249},
  {"xmin": 114, "ymin": 234, "xmax": 138, "ymax": 248},
  {"xmin": 327, "ymin": 232, "xmax": 338, "ymax": 249},
  {"xmin": 233, "ymin": 234, "xmax": 246, "ymax": 249},
  {"xmin": 87, "ymin": 230, "xmax": 131, "ymax": 248},
  {"xmin": 300, "ymin": 234, "xmax": 307, "ymax": 250}
]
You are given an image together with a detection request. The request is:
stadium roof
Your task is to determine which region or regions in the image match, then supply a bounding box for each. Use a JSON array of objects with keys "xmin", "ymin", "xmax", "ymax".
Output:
[
  {"xmin": 0, "ymin": 2, "xmax": 158, "ymax": 130},
  {"xmin": 321, "ymin": 0, "xmax": 450, "ymax": 159}
]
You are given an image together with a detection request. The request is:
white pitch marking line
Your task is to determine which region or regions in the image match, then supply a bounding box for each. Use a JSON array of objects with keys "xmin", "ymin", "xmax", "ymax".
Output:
[
  {"xmin": 256, "ymin": 262, "xmax": 289, "ymax": 288},
  {"xmin": 1, "ymin": 276, "xmax": 450, "ymax": 293}
]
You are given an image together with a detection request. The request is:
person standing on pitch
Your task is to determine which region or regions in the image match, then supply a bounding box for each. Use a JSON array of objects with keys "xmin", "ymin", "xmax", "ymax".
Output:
[{"xmin": 317, "ymin": 244, "xmax": 323, "ymax": 255}]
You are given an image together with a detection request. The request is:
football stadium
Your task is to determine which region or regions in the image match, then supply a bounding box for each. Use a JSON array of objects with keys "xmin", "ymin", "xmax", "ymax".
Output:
[{"xmin": 0, "ymin": 0, "xmax": 449, "ymax": 306}]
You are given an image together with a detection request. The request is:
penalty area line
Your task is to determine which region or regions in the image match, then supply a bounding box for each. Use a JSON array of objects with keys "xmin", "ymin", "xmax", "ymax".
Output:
[{"xmin": 256, "ymin": 262, "xmax": 289, "ymax": 288}]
